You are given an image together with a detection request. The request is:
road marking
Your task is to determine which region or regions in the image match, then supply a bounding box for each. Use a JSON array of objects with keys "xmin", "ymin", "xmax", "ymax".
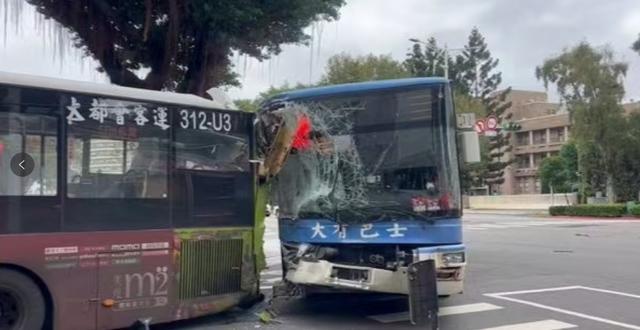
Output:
[
  {"xmin": 261, "ymin": 269, "xmax": 282, "ymax": 276},
  {"xmin": 485, "ymin": 289, "xmax": 640, "ymax": 330},
  {"xmin": 477, "ymin": 319, "xmax": 577, "ymax": 330},
  {"xmin": 577, "ymin": 286, "xmax": 640, "ymax": 300},
  {"xmin": 263, "ymin": 277, "xmax": 281, "ymax": 284},
  {"xmin": 485, "ymin": 286, "xmax": 582, "ymax": 296},
  {"xmin": 367, "ymin": 303, "xmax": 502, "ymax": 323},
  {"xmin": 260, "ymin": 286, "xmax": 272, "ymax": 291}
]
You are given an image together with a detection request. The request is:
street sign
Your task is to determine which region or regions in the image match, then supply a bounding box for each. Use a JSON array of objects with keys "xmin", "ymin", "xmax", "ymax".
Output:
[
  {"xmin": 474, "ymin": 120, "xmax": 486, "ymax": 134},
  {"xmin": 486, "ymin": 115, "xmax": 498, "ymax": 130}
]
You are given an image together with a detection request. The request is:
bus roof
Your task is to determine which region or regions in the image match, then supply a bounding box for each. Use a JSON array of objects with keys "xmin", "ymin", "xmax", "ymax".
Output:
[
  {"xmin": 269, "ymin": 77, "xmax": 448, "ymax": 102},
  {"xmin": 0, "ymin": 71, "xmax": 232, "ymax": 110}
]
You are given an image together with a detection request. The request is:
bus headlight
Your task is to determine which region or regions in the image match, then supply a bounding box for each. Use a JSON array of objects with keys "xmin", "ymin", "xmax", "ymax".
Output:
[{"xmin": 441, "ymin": 252, "xmax": 465, "ymax": 266}]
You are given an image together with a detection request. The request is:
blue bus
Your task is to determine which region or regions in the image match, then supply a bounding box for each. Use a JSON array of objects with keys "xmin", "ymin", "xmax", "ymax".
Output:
[{"xmin": 262, "ymin": 78, "xmax": 466, "ymax": 297}]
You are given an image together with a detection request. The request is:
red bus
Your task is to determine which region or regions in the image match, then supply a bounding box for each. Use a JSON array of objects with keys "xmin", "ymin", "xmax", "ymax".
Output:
[{"xmin": 0, "ymin": 72, "xmax": 260, "ymax": 329}]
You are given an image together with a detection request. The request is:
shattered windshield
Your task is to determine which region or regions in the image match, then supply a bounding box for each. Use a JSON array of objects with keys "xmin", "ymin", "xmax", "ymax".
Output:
[{"xmin": 271, "ymin": 85, "xmax": 461, "ymax": 223}]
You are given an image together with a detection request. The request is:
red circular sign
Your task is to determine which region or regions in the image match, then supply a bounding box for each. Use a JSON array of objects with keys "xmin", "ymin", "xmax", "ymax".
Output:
[
  {"xmin": 474, "ymin": 120, "xmax": 486, "ymax": 134},
  {"xmin": 486, "ymin": 116, "xmax": 498, "ymax": 130}
]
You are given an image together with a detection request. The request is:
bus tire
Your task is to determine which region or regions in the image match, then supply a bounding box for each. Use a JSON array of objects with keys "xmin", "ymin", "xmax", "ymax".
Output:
[{"xmin": 0, "ymin": 268, "xmax": 46, "ymax": 330}]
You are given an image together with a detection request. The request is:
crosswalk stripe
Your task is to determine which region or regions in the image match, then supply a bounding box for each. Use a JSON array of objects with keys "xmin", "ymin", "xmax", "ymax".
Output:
[
  {"xmin": 367, "ymin": 303, "xmax": 502, "ymax": 323},
  {"xmin": 440, "ymin": 303, "xmax": 504, "ymax": 316},
  {"xmin": 477, "ymin": 319, "xmax": 577, "ymax": 330},
  {"xmin": 261, "ymin": 269, "xmax": 283, "ymax": 276},
  {"xmin": 263, "ymin": 277, "xmax": 281, "ymax": 284}
]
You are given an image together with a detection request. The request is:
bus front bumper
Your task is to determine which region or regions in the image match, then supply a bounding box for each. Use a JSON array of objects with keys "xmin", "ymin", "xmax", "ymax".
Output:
[{"xmin": 285, "ymin": 247, "xmax": 465, "ymax": 296}]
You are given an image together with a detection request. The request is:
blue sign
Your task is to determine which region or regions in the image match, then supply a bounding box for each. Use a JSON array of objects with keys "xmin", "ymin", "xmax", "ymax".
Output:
[{"xmin": 278, "ymin": 218, "xmax": 463, "ymax": 244}]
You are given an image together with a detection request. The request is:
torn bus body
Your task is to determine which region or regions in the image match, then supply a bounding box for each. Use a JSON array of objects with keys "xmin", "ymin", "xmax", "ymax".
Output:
[{"xmin": 260, "ymin": 78, "xmax": 465, "ymax": 297}]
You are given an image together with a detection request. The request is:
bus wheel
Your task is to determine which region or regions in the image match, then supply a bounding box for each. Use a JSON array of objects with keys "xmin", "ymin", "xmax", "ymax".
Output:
[{"xmin": 0, "ymin": 269, "xmax": 46, "ymax": 330}]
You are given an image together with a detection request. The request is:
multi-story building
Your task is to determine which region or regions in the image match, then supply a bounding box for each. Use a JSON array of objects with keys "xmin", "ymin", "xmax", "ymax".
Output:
[{"xmin": 485, "ymin": 90, "xmax": 640, "ymax": 195}]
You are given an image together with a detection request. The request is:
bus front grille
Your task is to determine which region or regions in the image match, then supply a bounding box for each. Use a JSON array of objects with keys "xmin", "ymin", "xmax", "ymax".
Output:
[{"xmin": 179, "ymin": 238, "xmax": 243, "ymax": 299}]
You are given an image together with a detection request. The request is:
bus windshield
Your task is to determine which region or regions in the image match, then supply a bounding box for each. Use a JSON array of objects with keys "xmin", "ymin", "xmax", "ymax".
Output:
[{"xmin": 271, "ymin": 85, "xmax": 461, "ymax": 223}]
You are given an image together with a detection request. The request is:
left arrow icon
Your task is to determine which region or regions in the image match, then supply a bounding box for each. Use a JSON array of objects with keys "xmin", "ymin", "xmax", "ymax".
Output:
[{"xmin": 10, "ymin": 153, "xmax": 34, "ymax": 177}]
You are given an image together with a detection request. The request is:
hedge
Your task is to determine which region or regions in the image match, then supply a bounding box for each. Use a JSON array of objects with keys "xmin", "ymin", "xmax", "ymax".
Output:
[
  {"xmin": 549, "ymin": 204, "xmax": 626, "ymax": 217},
  {"xmin": 629, "ymin": 204, "xmax": 640, "ymax": 217}
]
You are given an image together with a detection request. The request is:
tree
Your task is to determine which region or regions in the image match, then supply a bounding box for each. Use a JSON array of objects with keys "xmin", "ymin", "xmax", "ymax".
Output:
[
  {"xmin": 539, "ymin": 156, "xmax": 568, "ymax": 193},
  {"xmin": 538, "ymin": 142, "xmax": 579, "ymax": 194},
  {"xmin": 234, "ymin": 82, "xmax": 310, "ymax": 112},
  {"xmin": 19, "ymin": 0, "xmax": 344, "ymax": 96},
  {"xmin": 458, "ymin": 28, "xmax": 512, "ymax": 194},
  {"xmin": 611, "ymin": 113, "xmax": 640, "ymax": 201},
  {"xmin": 633, "ymin": 34, "xmax": 640, "ymax": 55},
  {"xmin": 403, "ymin": 37, "xmax": 464, "ymax": 88},
  {"xmin": 319, "ymin": 53, "xmax": 408, "ymax": 85},
  {"xmin": 536, "ymin": 42, "xmax": 627, "ymax": 202}
]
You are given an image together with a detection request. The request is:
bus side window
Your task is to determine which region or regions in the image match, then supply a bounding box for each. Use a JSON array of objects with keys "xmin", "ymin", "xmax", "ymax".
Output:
[
  {"xmin": 0, "ymin": 113, "xmax": 58, "ymax": 196},
  {"xmin": 65, "ymin": 97, "xmax": 168, "ymax": 199}
]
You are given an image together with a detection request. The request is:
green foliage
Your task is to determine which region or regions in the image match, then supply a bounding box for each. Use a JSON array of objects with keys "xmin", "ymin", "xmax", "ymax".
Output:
[
  {"xmin": 629, "ymin": 204, "xmax": 640, "ymax": 217},
  {"xmin": 538, "ymin": 142, "xmax": 580, "ymax": 194},
  {"xmin": 234, "ymin": 99, "xmax": 259, "ymax": 113},
  {"xmin": 611, "ymin": 113, "xmax": 640, "ymax": 201},
  {"xmin": 454, "ymin": 93, "xmax": 485, "ymax": 118},
  {"xmin": 234, "ymin": 82, "xmax": 310, "ymax": 113},
  {"xmin": 404, "ymin": 37, "xmax": 462, "ymax": 81},
  {"xmin": 549, "ymin": 204, "xmax": 626, "ymax": 217},
  {"xmin": 319, "ymin": 53, "xmax": 409, "ymax": 85},
  {"xmin": 458, "ymin": 27, "xmax": 502, "ymax": 99},
  {"xmin": 25, "ymin": 0, "xmax": 345, "ymax": 95},
  {"xmin": 536, "ymin": 42, "xmax": 628, "ymax": 201},
  {"xmin": 539, "ymin": 156, "xmax": 568, "ymax": 193}
]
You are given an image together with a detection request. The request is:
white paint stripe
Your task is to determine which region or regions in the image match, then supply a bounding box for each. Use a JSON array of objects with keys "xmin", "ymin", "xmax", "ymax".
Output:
[
  {"xmin": 485, "ymin": 294, "xmax": 640, "ymax": 330},
  {"xmin": 367, "ymin": 303, "xmax": 502, "ymax": 323},
  {"xmin": 486, "ymin": 286, "xmax": 581, "ymax": 296},
  {"xmin": 577, "ymin": 286, "xmax": 640, "ymax": 299},
  {"xmin": 263, "ymin": 277, "xmax": 281, "ymax": 283},
  {"xmin": 260, "ymin": 286, "xmax": 272, "ymax": 290},
  {"xmin": 477, "ymin": 319, "xmax": 577, "ymax": 330},
  {"xmin": 440, "ymin": 303, "xmax": 504, "ymax": 316},
  {"xmin": 261, "ymin": 269, "xmax": 282, "ymax": 276}
]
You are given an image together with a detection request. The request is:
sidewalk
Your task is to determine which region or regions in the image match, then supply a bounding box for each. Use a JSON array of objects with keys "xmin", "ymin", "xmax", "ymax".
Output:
[{"xmin": 464, "ymin": 208, "xmax": 548, "ymax": 216}]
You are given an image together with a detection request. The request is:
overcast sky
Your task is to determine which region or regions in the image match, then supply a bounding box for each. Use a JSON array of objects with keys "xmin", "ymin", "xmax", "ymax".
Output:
[{"xmin": 1, "ymin": 0, "xmax": 639, "ymax": 102}]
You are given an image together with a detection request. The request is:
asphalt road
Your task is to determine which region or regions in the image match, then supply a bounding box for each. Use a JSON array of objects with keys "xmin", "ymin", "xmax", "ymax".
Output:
[{"xmin": 168, "ymin": 213, "xmax": 640, "ymax": 330}]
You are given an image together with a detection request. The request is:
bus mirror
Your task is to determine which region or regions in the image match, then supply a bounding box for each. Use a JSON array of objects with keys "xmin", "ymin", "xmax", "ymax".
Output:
[{"xmin": 459, "ymin": 131, "xmax": 480, "ymax": 163}]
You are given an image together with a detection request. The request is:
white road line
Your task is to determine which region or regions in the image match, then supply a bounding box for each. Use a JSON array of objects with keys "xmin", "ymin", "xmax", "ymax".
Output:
[
  {"xmin": 577, "ymin": 286, "xmax": 640, "ymax": 299},
  {"xmin": 485, "ymin": 286, "xmax": 581, "ymax": 296},
  {"xmin": 263, "ymin": 277, "xmax": 281, "ymax": 284},
  {"xmin": 367, "ymin": 303, "xmax": 502, "ymax": 323},
  {"xmin": 440, "ymin": 303, "xmax": 504, "ymax": 316},
  {"xmin": 477, "ymin": 319, "xmax": 577, "ymax": 330},
  {"xmin": 261, "ymin": 269, "xmax": 283, "ymax": 276},
  {"xmin": 485, "ymin": 293, "xmax": 640, "ymax": 330},
  {"xmin": 260, "ymin": 286, "xmax": 272, "ymax": 291}
]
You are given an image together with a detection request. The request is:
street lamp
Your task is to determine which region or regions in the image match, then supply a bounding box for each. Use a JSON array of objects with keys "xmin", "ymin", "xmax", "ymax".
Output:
[{"xmin": 408, "ymin": 38, "xmax": 478, "ymax": 80}]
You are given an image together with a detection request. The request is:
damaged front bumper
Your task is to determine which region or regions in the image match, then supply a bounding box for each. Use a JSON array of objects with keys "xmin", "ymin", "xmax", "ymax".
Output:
[{"xmin": 285, "ymin": 245, "xmax": 465, "ymax": 296}]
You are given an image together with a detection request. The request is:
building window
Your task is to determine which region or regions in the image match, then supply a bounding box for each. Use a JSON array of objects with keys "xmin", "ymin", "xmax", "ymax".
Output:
[
  {"xmin": 533, "ymin": 153, "xmax": 546, "ymax": 167},
  {"xmin": 515, "ymin": 132, "xmax": 529, "ymax": 146},
  {"xmin": 549, "ymin": 127, "xmax": 565, "ymax": 143},
  {"xmin": 532, "ymin": 129, "xmax": 546, "ymax": 145},
  {"xmin": 516, "ymin": 155, "xmax": 530, "ymax": 169}
]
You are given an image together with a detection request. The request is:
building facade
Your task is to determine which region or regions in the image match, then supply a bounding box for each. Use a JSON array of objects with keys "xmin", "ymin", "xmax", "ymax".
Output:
[{"xmin": 492, "ymin": 90, "xmax": 640, "ymax": 195}]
